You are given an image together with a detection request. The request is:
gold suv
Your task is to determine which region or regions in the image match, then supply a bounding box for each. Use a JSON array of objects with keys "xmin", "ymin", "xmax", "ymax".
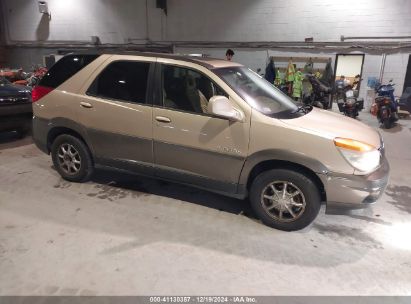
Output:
[{"xmin": 32, "ymin": 52, "xmax": 389, "ymax": 231}]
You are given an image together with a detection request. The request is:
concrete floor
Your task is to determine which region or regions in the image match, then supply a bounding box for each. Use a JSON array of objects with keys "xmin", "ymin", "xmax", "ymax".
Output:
[{"xmin": 0, "ymin": 109, "xmax": 411, "ymax": 296}]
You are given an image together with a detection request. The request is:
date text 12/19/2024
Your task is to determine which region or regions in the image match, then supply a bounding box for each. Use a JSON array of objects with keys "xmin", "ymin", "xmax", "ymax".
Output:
[{"xmin": 149, "ymin": 297, "xmax": 257, "ymax": 303}]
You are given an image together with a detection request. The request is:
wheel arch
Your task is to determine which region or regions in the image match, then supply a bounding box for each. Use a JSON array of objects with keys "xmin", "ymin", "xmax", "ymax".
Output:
[
  {"xmin": 46, "ymin": 118, "xmax": 94, "ymax": 156},
  {"xmin": 240, "ymin": 150, "xmax": 328, "ymax": 201}
]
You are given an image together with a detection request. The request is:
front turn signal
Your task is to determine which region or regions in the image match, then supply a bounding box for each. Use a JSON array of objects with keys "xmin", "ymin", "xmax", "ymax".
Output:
[{"xmin": 334, "ymin": 138, "xmax": 375, "ymax": 152}]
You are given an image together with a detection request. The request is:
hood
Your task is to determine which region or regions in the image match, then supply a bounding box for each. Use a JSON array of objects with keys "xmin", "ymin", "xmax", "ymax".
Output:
[
  {"xmin": 281, "ymin": 107, "xmax": 382, "ymax": 149},
  {"xmin": 0, "ymin": 83, "xmax": 30, "ymax": 97}
]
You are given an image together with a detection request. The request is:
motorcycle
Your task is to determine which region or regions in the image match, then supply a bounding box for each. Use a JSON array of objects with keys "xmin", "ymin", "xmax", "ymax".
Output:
[
  {"xmin": 302, "ymin": 74, "xmax": 332, "ymax": 109},
  {"xmin": 278, "ymin": 83, "xmax": 289, "ymax": 95},
  {"xmin": 371, "ymin": 80, "xmax": 399, "ymax": 129},
  {"xmin": 12, "ymin": 65, "xmax": 47, "ymax": 87},
  {"xmin": 0, "ymin": 68, "xmax": 25, "ymax": 82},
  {"xmin": 336, "ymin": 83, "xmax": 364, "ymax": 118},
  {"xmin": 335, "ymin": 78, "xmax": 347, "ymax": 102}
]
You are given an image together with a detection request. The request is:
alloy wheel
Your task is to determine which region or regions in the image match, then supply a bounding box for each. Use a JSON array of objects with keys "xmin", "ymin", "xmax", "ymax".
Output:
[
  {"xmin": 260, "ymin": 181, "xmax": 306, "ymax": 223},
  {"xmin": 57, "ymin": 143, "xmax": 82, "ymax": 175}
]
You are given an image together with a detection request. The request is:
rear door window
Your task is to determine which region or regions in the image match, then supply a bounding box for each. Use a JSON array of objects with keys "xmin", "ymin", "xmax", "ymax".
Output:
[
  {"xmin": 40, "ymin": 54, "xmax": 99, "ymax": 88},
  {"xmin": 87, "ymin": 61, "xmax": 150, "ymax": 104}
]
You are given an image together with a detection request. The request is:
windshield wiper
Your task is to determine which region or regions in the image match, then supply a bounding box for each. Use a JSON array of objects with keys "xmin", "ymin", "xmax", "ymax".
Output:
[{"xmin": 292, "ymin": 104, "xmax": 311, "ymax": 114}]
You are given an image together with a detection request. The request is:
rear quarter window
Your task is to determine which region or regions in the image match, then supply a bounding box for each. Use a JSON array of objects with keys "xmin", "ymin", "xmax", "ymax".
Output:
[{"xmin": 39, "ymin": 54, "xmax": 99, "ymax": 88}]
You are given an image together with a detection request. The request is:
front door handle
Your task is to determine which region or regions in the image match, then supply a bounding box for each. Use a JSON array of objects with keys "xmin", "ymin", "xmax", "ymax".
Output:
[
  {"xmin": 80, "ymin": 102, "xmax": 93, "ymax": 108},
  {"xmin": 155, "ymin": 116, "xmax": 171, "ymax": 123}
]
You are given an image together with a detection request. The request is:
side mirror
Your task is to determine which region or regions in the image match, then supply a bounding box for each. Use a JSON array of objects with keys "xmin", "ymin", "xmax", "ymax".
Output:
[{"xmin": 208, "ymin": 95, "xmax": 244, "ymax": 122}]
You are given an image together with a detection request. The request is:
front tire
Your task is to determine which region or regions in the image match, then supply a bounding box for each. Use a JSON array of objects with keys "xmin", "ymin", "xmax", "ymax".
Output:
[
  {"xmin": 51, "ymin": 134, "xmax": 94, "ymax": 182},
  {"xmin": 249, "ymin": 169, "xmax": 321, "ymax": 231}
]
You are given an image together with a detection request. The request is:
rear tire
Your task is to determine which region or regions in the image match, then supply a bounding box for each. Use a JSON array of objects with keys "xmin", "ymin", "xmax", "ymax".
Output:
[
  {"xmin": 383, "ymin": 119, "xmax": 392, "ymax": 129},
  {"xmin": 315, "ymin": 101, "xmax": 324, "ymax": 109},
  {"xmin": 249, "ymin": 169, "xmax": 321, "ymax": 231},
  {"xmin": 327, "ymin": 95, "xmax": 333, "ymax": 109},
  {"xmin": 51, "ymin": 134, "xmax": 94, "ymax": 182}
]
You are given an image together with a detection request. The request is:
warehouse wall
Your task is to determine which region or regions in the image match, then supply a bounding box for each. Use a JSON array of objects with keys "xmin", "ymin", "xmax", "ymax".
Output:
[
  {"xmin": 166, "ymin": 0, "xmax": 411, "ymax": 42},
  {"xmin": 1, "ymin": 48, "xmax": 55, "ymax": 69},
  {"xmin": 1, "ymin": 0, "xmax": 147, "ymax": 43},
  {"xmin": 0, "ymin": 4, "xmax": 6, "ymax": 66},
  {"xmin": 1, "ymin": 0, "xmax": 410, "ymax": 43}
]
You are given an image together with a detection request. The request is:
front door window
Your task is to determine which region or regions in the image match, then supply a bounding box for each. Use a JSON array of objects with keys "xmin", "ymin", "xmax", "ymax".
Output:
[{"xmin": 161, "ymin": 65, "xmax": 226, "ymax": 115}]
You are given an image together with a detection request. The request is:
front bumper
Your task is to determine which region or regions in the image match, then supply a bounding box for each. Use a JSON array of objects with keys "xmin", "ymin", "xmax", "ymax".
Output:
[{"xmin": 319, "ymin": 156, "xmax": 389, "ymax": 209}]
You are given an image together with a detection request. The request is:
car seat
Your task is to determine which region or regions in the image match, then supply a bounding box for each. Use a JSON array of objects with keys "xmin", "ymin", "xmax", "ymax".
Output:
[
  {"xmin": 197, "ymin": 77, "xmax": 215, "ymax": 113},
  {"xmin": 185, "ymin": 74, "xmax": 202, "ymax": 113},
  {"xmin": 163, "ymin": 88, "xmax": 177, "ymax": 109}
]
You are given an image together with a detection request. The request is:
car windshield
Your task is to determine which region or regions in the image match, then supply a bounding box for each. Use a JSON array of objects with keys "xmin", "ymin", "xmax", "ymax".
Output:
[
  {"xmin": 214, "ymin": 67, "xmax": 298, "ymax": 117},
  {"xmin": 0, "ymin": 77, "xmax": 11, "ymax": 85}
]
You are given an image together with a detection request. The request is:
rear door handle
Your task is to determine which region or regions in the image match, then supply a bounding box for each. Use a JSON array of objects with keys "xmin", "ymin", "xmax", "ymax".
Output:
[
  {"xmin": 155, "ymin": 116, "xmax": 171, "ymax": 123},
  {"xmin": 80, "ymin": 102, "xmax": 93, "ymax": 108}
]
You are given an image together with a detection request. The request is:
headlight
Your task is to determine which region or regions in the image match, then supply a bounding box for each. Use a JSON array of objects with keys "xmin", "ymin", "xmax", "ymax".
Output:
[{"xmin": 334, "ymin": 138, "xmax": 380, "ymax": 173}]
